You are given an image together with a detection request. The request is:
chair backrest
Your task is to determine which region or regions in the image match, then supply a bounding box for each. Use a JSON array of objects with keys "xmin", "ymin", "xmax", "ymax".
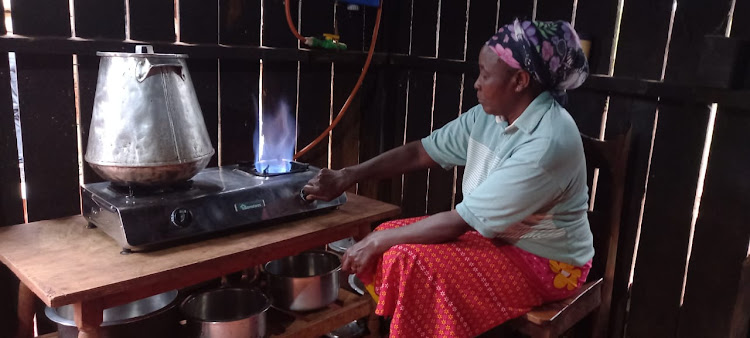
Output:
[{"xmin": 580, "ymin": 129, "xmax": 631, "ymax": 336}]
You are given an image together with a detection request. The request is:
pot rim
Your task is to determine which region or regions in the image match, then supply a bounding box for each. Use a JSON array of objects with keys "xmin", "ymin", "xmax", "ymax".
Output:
[
  {"xmin": 96, "ymin": 52, "xmax": 188, "ymax": 59},
  {"xmin": 264, "ymin": 250, "xmax": 342, "ymax": 279},
  {"xmin": 85, "ymin": 150, "xmax": 215, "ymax": 167},
  {"xmin": 179, "ymin": 287, "xmax": 271, "ymax": 323},
  {"xmin": 44, "ymin": 289, "xmax": 179, "ymax": 327}
]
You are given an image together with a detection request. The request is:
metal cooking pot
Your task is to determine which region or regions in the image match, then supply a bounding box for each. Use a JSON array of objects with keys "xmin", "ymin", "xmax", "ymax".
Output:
[
  {"xmin": 180, "ymin": 287, "xmax": 271, "ymax": 338},
  {"xmin": 45, "ymin": 290, "xmax": 180, "ymax": 338},
  {"xmin": 264, "ymin": 250, "xmax": 341, "ymax": 311},
  {"xmin": 85, "ymin": 45, "xmax": 214, "ymax": 186}
]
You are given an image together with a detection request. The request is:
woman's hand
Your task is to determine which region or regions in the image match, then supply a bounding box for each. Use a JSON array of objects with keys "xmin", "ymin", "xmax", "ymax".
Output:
[
  {"xmin": 302, "ymin": 168, "xmax": 353, "ymax": 201},
  {"xmin": 342, "ymin": 232, "xmax": 386, "ymax": 274}
]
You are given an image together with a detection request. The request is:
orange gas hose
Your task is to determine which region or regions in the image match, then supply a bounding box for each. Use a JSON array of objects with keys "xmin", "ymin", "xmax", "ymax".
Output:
[
  {"xmin": 285, "ymin": 0, "xmax": 306, "ymax": 42},
  {"xmin": 286, "ymin": 0, "xmax": 383, "ymax": 160}
]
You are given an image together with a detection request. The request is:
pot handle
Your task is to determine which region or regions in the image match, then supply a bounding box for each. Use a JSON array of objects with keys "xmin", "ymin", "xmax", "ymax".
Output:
[{"xmin": 134, "ymin": 45, "xmax": 184, "ymax": 82}]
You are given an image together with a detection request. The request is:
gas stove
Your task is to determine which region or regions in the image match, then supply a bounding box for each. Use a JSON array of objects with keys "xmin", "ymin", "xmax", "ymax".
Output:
[{"xmin": 81, "ymin": 161, "xmax": 346, "ymax": 253}]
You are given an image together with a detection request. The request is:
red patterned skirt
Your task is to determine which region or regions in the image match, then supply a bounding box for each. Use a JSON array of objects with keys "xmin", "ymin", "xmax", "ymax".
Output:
[{"xmin": 357, "ymin": 217, "xmax": 591, "ymax": 337}]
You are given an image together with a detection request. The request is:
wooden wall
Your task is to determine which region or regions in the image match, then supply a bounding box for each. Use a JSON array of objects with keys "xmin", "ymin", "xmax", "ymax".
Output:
[{"xmin": 0, "ymin": 0, "xmax": 748, "ymax": 337}]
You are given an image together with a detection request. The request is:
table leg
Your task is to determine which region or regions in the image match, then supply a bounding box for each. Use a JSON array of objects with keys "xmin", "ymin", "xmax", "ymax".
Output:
[
  {"xmin": 366, "ymin": 298, "xmax": 381, "ymax": 337},
  {"xmin": 354, "ymin": 222, "xmax": 371, "ymax": 242},
  {"xmin": 16, "ymin": 282, "xmax": 35, "ymax": 338},
  {"xmin": 73, "ymin": 301, "xmax": 103, "ymax": 338}
]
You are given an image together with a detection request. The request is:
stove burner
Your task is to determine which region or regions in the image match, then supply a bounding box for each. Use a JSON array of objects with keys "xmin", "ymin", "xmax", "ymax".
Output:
[
  {"xmin": 107, "ymin": 180, "xmax": 194, "ymax": 196},
  {"xmin": 237, "ymin": 160, "xmax": 309, "ymax": 177}
]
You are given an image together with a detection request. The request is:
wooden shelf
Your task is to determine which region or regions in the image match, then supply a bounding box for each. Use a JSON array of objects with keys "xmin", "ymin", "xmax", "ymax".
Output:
[
  {"xmin": 269, "ymin": 288, "xmax": 374, "ymax": 338},
  {"xmin": 35, "ymin": 289, "xmax": 374, "ymax": 338}
]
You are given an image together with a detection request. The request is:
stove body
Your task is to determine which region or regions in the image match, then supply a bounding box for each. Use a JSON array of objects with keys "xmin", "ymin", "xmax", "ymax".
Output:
[{"xmin": 81, "ymin": 162, "xmax": 346, "ymax": 251}]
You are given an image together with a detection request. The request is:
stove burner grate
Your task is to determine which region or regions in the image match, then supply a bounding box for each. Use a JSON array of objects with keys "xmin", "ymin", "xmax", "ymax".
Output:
[{"xmin": 237, "ymin": 160, "xmax": 309, "ymax": 177}]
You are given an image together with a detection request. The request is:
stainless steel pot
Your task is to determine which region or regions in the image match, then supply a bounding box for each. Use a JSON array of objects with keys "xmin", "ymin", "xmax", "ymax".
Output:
[
  {"xmin": 85, "ymin": 45, "xmax": 214, "ymax": 186},
  {"xmin": 45, "ymin": 290, "xmax": 180, "ymax": 338},
  {"xmin": 180, "ymin": 287, "xmax": 271, "ymax": 338},
  {"xmin": 265, "ymin": 250, "xmax": 341, "ymax": 311}
]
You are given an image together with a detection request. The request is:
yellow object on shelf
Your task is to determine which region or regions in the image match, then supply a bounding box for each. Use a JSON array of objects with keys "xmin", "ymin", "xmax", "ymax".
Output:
[
  {"xmin": 323, "ymin": 33, "xmax": 341, "ymax": 41},
  {"xmin": 365, "ymin": 283, "xmax": 379, "ymax": 303}
]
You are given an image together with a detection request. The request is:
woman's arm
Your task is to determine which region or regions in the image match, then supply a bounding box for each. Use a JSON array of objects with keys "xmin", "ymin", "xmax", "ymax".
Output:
[
  {"xmin": 303, "ymin": 140, "xmax": 439, "ymax": 201},
  {"xmin": 342, "ymin": 210, "xmax": 472, "ymax": 273}
]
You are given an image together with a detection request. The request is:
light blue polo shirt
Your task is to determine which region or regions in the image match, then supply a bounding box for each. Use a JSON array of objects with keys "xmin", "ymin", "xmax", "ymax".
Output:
[{"xmin": 421, "ymin": 91, "xmax": 593, "ymax": 266}]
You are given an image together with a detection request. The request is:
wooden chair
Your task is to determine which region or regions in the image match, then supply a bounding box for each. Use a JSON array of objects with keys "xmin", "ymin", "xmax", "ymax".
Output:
[{"xmin": 510, "ymin": 130, "xmax": 632, "ymax": 338}]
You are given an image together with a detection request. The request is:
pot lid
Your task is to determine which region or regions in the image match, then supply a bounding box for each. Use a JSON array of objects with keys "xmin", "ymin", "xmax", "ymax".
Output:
[{"xmin": 97, "ymin": 45, "xmax": 187, "ymax": 59}]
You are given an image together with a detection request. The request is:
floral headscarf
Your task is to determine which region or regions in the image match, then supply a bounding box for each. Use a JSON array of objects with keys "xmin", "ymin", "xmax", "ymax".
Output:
[{"xmin": 486, "ymin": 19, "xmax": 588, "ymax": 104}]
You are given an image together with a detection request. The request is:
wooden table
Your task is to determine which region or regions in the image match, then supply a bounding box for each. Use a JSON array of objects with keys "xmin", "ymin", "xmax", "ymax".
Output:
[{"xmin": 0, "ymin": 194, "xmax": 400, "ymax": 338}]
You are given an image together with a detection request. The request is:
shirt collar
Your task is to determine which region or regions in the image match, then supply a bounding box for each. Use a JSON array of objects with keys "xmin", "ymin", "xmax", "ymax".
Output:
[{"xmin": 506, "ymin": 91, "xmax": 554, "ymax": 134}]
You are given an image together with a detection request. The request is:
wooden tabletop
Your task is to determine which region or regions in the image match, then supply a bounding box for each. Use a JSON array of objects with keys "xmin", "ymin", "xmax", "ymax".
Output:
[{"xmin": 0, "ymin": 194, "xmax": 400, "ymax": 309}]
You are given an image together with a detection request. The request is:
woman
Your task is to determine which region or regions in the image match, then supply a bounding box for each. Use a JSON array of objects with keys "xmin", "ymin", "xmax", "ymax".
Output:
[{"xmin": 303, "ymin": 19, "xmax": 591, "ymax": 337}]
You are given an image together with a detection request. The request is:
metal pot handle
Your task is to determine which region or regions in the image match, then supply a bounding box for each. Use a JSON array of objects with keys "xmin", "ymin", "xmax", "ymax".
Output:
[{"xmin": 134, "ymin": 45, "xmax": 184, "ymax": 82}]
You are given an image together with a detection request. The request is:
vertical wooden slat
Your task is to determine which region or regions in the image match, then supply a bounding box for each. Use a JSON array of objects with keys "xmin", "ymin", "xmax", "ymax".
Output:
[
  {"xmin": 388, "ymin": 0, "xmax": 413, "ymax": 55},
  {"xmin": 330, "ymin": 63, "xmax": 362, "ymax": 175},
  {"xmin": 15, "ymin": 54, "xmax": 79, "ymax": 222},
  {"xmin": 0, "ymin": 56, "xmax": 22, "ymax": 226},
  {"xmin": 400, "ymin": 0, "xmax": 437, "ymax": 217},
  {"xmin": 296, "ymin": 0, "xmax": 334, "ymax": 169},
  {"xmin": 678, "ymin": 7, "xmax": 750, "ymax": 335},
  {"xmin": 180, "ymin": 0, "xmax": 219, "ymax": 44},
  {"xmin": 357, "ymin": 3, "xmax": 387, "ymax": 200},
  {"xmin": 357, "ymin": 66, "xmax": 387, "ymax": 200},
  {"xmin": 677, "ymin": 107, "xmax": 750, "ymax": 338},
  {"xmin": 628, "ymin": 1, "xmax": 733, "ymax": 337},
  {"xmin": 729, "ymin": 257, "xmax": 750, "ymax": 338},
  {"xmin": 571, "ymin": 0, "xmax": 618, "ymax": 75},
  {"xmin": 426, "ymin": 0, "xmax": 467, "ymax": 215},
  {"xmin": 188, "ymin": 59, "xmax": 220, "ymax": 168},
  {"xmin": 337, "ymin": 4, "xmax": 366, "ymax": 51},
  {"xmin": 0, "ymin": 2, "xmax": 21, "ymax": 327},
  {"xmin": 535, "ymin": 0, "xmax": 574, "ymax": 22},
  {"xmin": 77, "ymin": 55, "xmax": 105, "ymax": 184},
  {"xmin": 73, "ymin": 0, "xmax": 126, "ymax": 39},
  {"xmin": 497, "ymin": 0, "xmax": 534, "ymax": 26},
  {"xmin": 627, "ymin": 101, "xmax": 707, "ymax": 338},
  {"xmin": 219, "ymin": 0, "xmax": 261, "ymax": 46},
  {"xmin": 381, "ymin": 0, "xmax": 412, "ymax": 206},
  {"xmin": 179, "ymin": 0, "xmax": 220, "ymax": 168},
  {"xmin": 565, "ymin": 89, "xmax": 606, "ymax": 137},
  {"xmin": 331, "ymin": 4, "xmax": 365, "ymax": 177},
  {"xmin": 613, "ymin": 0, "xmax": 672, "ymax": 80},
  {"xmin": 564, "ymin": 0, "xmax": 618, "ymax": 171},
  {"xmin": 261, "ymin": 0, "xmax": 299, "ymax": 166},
  {"xmin": 603, "ymin": 96, "xmax": 656, "ymax": 338},
  {"xmin": 663, "ymin": 0, "xmax": 733, "ymax": 84},
  {"xmin": 11, "ymin": 5, "xmax": 76, "ymax": 334},
  {"xmin": 129, "ymin": 0, "xmax": 175, "ymax": 42},
  {"xmin": 604, "ymin": 0, "xmax": 672, "ymax": 336},
  {"xmin": 10, "ymin": 0, "xmax": 70, "ymax": 37},
  {"xmin": 219, "ymin": 59, "xmax": 259, "ymax": 166},
  {"xmin": 218, "ymin": 0, "xmax": 260, "ymax": 166}
]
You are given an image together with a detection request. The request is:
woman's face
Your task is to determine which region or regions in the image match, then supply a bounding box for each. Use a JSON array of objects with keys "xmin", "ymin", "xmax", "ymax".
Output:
[{"xmin": 474, "ymin": 45, "xmax": 518, "ymax": 116}]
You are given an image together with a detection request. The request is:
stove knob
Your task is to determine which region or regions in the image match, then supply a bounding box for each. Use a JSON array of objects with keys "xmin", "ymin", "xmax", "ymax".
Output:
[{"xmin": 170, "ymin": 208, "xmax": 193, "ymax": 228}]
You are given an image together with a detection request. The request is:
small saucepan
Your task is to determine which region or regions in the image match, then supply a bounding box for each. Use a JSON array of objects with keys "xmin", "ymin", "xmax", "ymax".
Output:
[
  {"xmin": 180, "ymin": 287, "xmax": 271, "ymax": 338},
  {"xmin": 264, "ymin": 250, "xmax": 341, "ymax": 311}
]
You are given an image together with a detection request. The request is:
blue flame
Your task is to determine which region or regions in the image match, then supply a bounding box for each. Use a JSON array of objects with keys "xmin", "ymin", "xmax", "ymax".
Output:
[{"xmin": 254, "ymin": 99, "xmax": 296, "ymax": 174}]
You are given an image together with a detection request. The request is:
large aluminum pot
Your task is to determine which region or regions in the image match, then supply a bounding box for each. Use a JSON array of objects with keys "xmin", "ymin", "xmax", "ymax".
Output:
[
  {"xmin": 265, "ymin": 250, "xmax": 341, "ymax": 311},
  {"xmin": 45, "ymin": 290, "xmax": 180, "ymax": 338},
  {"xmin": 85, "ymin": 45, "xmax": 214, "ymax": 186},
  {"xmin": 180, "ymin": 287, "xmax": 271, "ymax": 338}
]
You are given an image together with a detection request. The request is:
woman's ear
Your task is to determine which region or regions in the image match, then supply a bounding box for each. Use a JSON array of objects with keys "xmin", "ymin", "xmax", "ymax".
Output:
[{"xmin": 513, "ymin": 70, "xmax": 531, "ymax": 92}]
